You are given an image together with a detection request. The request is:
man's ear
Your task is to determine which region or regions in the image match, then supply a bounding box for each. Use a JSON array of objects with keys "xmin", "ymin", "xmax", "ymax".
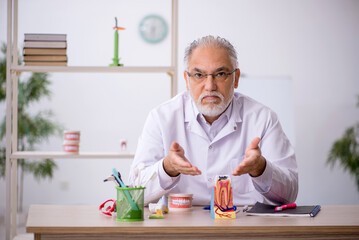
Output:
[
  {"xmin": 184, "ymin": 71, "xmax": 190, "ymax": 90},
  {"xmin": 234, "ymin": 68, "xmax": 240, "ymax": 89}
]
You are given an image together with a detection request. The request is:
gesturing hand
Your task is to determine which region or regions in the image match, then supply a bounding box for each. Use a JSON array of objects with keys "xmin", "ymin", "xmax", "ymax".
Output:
[
  {"xmin": 232, "ymin": 137, "xmax": 267, "ymax": 177},
  {"xmin": 163, "ymin": 142, "xmax": 202, "ymax": 177}
]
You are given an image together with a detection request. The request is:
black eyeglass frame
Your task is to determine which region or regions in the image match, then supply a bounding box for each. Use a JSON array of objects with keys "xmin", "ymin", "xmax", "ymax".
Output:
[{"xmin": 185, "ymin": 68, "xmax": 237, "ymax": 82}]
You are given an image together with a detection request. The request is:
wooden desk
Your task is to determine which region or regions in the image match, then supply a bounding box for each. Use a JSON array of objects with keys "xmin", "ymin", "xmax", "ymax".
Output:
[{"xmin": 26, "ymin": 205, "xmax": 359, "ymax": 240}]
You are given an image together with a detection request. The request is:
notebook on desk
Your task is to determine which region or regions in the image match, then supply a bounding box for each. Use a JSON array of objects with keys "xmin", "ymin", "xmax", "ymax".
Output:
[{"xmin": 246, "ymin": 202, "xmax": 321, "ymax": 217}]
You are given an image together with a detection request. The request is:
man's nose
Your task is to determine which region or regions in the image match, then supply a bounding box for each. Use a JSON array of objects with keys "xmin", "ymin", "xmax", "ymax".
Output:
[{"xmin": 204, "ymin": 75, "xmax": 217, "ymax": 91}]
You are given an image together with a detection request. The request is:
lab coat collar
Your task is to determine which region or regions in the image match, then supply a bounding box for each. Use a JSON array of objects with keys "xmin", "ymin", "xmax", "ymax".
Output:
[
  {"xmin": 184, "ymin": 91, "xmax": 243, "ymax": 142},
  {"xmin": 230, "ymin": 92, "xmax": 243, "ymax": 123},
  {"xmin": 211, "ymin": 99, "xmax": 239, "ymax": 143},
  {"xmin": 184, "ymin": 92, "xmax": 209, "ymax": 141}
]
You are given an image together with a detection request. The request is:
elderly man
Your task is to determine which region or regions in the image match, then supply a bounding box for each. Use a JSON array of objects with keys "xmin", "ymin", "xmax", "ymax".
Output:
[{"xmin": 129, "ymin": 35, "xmax": 298, "ymax": 206}]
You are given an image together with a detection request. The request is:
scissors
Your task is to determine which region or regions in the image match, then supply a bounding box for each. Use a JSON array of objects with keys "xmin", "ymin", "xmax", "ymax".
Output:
[{"xmin": 99, "ymin": 199, "xmax": 116, "ymax": 216}]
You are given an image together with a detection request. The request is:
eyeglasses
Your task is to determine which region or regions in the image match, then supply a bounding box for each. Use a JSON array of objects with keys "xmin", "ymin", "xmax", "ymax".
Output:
[{"xmin": 186, "ymin": 69, "xmax": 237, "ymax": 83}]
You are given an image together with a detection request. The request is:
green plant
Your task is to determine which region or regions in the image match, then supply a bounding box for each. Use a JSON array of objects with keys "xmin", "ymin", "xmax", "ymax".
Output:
[
  {"xmin": 0, "ymin": 43, "xmax": 62, "ymax": 211},
  {"xmin": 327, "ymin": 96, "xmax": 359, "ymax": 192}
]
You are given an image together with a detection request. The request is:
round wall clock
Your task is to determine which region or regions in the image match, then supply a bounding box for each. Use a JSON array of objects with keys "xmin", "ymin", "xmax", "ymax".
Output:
[{"xmin": 139, "ymin": 15, "xmax": 168, "ymax": 44}]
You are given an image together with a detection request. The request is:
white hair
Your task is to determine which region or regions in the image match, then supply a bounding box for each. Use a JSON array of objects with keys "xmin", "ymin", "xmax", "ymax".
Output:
[{"xmin": 184, "ymin": 35, "xmax": 238, "ymax": 70}]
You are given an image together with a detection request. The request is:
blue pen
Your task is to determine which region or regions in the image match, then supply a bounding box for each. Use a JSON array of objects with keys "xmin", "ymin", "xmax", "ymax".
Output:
[
  {"xmin": 310, "ymin": 205, "xmax": 321, "ymax": 217},
  {"xmin": 203, "ymin": 206, "xmax": 211, "ymax": 210},
  {"xmin": 112, "ymin": 168, "xmax": 139, "ymax": 211}
]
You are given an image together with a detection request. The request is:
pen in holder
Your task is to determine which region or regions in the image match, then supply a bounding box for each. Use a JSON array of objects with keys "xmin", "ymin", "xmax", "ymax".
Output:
[{"xmin": 112, "ymin": 168, "xmax": 138, "ymax": 211}]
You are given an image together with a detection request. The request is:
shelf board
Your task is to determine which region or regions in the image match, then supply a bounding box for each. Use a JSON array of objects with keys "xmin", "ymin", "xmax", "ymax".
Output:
[
  {"xmin": 11, "ymin": 151, "xmax": 135, "ymax": 159},
  {"xmin": 11, "ymin": 65, "xmax": 176, "ymax": 73}
]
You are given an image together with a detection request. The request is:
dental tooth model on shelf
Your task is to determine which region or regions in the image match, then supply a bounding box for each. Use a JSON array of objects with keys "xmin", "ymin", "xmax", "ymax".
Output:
[{"xmin": 63, "ymin": 130, "xmax": 80, "ymax": 154}]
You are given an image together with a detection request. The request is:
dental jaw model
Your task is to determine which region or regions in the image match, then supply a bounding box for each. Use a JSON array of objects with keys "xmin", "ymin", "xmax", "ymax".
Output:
[{"xmin": 211, "ymin": 175, "xmax": 236, "ymax": 219}]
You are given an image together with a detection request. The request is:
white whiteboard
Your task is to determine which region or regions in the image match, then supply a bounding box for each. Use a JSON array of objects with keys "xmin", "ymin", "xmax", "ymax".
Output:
[{"xmin": 235, "ymin": 76, "xmax": 295, "ymax": 146}]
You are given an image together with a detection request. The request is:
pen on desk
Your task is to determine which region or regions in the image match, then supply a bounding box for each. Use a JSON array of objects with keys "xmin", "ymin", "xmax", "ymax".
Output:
[
  {"xmin": 275, "ymin": 203, "xmax": 297, "ymax": 212},
  {"xmin": 203, "ymin": 206, "xmax": 210, "ymax": 210},
  {"xmin": 310, "ymin": 205, "xmax": 321, "ymax": 217}
]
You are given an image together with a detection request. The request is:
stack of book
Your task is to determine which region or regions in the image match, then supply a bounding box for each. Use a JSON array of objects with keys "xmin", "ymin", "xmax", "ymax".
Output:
[{"xmin": 23, "ymin": 33, "xmax": 68, "ymax": 66}]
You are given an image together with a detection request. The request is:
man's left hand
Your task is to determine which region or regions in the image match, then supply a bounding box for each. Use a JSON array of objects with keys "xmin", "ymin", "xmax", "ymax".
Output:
[{"xmin": 232, "ymin": 137, "xmax": 266, "ymax": 177}]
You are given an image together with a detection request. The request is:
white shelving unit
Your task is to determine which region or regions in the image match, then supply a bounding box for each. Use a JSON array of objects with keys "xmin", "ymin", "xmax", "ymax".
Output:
[
  {"xmin": 10, "ymin": 151, "xmax": 136, "ymax": 159},
  {"xmin": 5, "ymin": 0, "xmax": 179, "ymax": 239},
  {"xmin": 12, "ymin": 65, "xmax": 176, "ymax": 73}
]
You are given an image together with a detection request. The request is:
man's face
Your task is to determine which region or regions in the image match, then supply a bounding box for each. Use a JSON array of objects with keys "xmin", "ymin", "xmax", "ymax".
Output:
[{"xmin": 184, "ymin": 46, "xmax": 240, "ymax": 122}]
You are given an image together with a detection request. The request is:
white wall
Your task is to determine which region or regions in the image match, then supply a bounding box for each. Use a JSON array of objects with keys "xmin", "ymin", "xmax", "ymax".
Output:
[{"xmin": 1, "ymin": 0, "xmax": 359, "ymax": 218}]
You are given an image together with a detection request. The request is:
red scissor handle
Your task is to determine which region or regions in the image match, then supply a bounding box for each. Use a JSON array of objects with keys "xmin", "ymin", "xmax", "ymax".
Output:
[{"xmin": 99, "ymin": 199, "xmax": 116, "ymax": 216}]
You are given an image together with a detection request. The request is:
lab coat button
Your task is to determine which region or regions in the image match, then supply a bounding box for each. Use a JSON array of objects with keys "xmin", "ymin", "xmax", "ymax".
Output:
[{"xmin": 209, "ymin": 145, "xmax": 212, "ymax": 149}]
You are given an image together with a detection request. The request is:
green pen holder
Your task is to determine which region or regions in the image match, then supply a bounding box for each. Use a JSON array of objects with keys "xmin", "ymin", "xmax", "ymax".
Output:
[{"xmin": 116, "ymin": 186, "xmax": 145, "ymax": 221}]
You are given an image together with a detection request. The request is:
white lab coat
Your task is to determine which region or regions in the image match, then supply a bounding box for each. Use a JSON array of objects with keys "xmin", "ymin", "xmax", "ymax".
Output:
[{"xmin": 129, "ymin": 91, "xmax": 298, "ymax": 206}]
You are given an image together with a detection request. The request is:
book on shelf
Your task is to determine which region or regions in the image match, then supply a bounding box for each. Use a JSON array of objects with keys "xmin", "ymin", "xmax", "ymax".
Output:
[
  {"xmin": 24, "ymin": 55, "xmax": 68, "ymax": 62},
  {"xmin": 23, "ymin": 33, "xmax": 68, "ymax": 66},
  {"xmin": 24, "ymin": 41, "xmax": 67, "ymax": 49},
  {"xmin": 23, "ymin": 48, "xmax": 67, "ymax": 55},
  {"xmin": 24, "ymin": 61, "xmax": 67, "ymax": 66},
  {"xmin": 24, "ymin": 33, "xmax": 67, "ymax": 41}
]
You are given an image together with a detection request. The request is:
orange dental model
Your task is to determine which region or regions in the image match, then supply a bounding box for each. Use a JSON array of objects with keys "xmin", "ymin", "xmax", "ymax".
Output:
[{"xmin": 211, "ymin": 175, "xmax": 236, "ymax": 219}]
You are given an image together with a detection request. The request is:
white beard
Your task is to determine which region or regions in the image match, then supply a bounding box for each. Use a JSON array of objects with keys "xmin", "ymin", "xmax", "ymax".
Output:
[{"xmin": 192, "ymin": 90, "xmax": 233, "ymax": 117}]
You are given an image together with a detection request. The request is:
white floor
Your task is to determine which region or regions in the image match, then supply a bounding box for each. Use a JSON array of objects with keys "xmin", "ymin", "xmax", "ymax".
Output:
[{"xmin": 1, "ymin": 213, "xmax": 33, "ymax": 240}]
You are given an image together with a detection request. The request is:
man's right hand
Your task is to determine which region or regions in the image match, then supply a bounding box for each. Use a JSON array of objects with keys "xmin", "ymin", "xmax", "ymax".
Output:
[{"xmin": 163, "ymin": 142, "xmax": 202, "ymax": 177}]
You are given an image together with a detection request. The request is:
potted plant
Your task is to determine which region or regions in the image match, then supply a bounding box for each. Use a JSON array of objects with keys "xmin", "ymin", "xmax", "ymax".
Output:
[
  {"xmin": 0, "ymin": 43, "xmax": 62, "ymax": 215},
  {"xmin": 327, "ymin": 96, "xmax": 359, "ymax": 192}
]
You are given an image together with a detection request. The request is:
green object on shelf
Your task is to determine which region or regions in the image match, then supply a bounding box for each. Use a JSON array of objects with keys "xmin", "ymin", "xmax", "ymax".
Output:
[{"xmin": 109, "ymin": 17, "xmax": 125, "ymax": 67}]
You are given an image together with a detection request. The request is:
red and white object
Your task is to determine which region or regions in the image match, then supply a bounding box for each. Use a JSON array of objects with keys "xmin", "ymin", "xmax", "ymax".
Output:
[
  {"xmin": 168, "ymin": 193, "xmax": 193, "ymax": 212},
  {"xmin": 120, "ymin": 139, "xmax": 127, "ymax": 151},
  {"xmin": 63, "ymin": 140, "xmax": 80, "ymax": 154},
  {"xmin": 275, "ymin": 203, "xmax": 297, "ymax": 212},
  {"xmin": 64, "ymin": 131, "xmax": 80, "ymax": 141},
  {"xmin": 63, "ymin": 131, "xmax": 80, "ymax": 154}
]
